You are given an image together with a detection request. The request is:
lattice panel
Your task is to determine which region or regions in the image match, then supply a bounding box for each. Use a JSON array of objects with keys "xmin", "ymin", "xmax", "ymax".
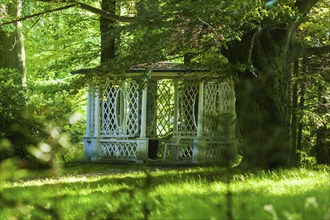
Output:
[
  {"xmin": 157, "ymin": 141, "xmax": 193, "ymax": 160},
  {"xmin": 205, "ymin": 142, "xmax": 236, "ymax": 163},
  {"xmin": 204, "ymin": 82, "xmax": 231, "ymax": 114},
  {"xmin": 101, "ymin": 87, "xmax": 117, "ymax": 134},
  {"xmin": 101, "ymin": 81, "xmax": 140, "ymax": 137},
  {"xmin": 100, "ymin": 141, "xmax": 138, "ymax": 159},
  {"xmin": 147, "ymin": 80, "xmax": 174, "ymax": 138},
  {"xmin": 156, "ymin": 80, "xmax": 175, "ymax": 137},
  {"xmin": 178, "ymin": 83, "xmax": 199, "ymax": 136},
  {"xmin": 205, "ymin": 143, "xmax": 224, "ymax": 160},
  {"xmin": 126, "ymin": 82, "xmax": 140, "ymax": 136},
  {"xmin": 178, "ymin": 143, "xmax": 193, "ymax": 159},
  {"xmin": 157, "ymin": 142, "xmax": 171, "ymax": 159},
  {"xmin": 204, "ymin": 82, "xmax": 234, "ymax": 138}
]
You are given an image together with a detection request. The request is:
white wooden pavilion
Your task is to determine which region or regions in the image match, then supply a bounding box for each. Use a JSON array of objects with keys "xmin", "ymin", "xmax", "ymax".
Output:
[{"xmin": 83, "ymin": 64, "xmax": 238, "ymax": 164}]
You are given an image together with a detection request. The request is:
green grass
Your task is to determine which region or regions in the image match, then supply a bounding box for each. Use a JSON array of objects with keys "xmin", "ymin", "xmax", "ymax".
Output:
[{"xmin": 1, "ymin": 164, "xmax": 329, "ymax": 220}]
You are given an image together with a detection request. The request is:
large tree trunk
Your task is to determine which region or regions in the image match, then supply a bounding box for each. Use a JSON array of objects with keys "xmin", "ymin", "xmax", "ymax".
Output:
[
  {"xmin": 297, "ymin": 60, "xmax": 306, "ymax": 153},
  {"xmin": 0, "ymin": 0, "xmax": 26, "ymax": 86},
  {"xmin": 316, "ymin": 84, "xmax": 330, "ymax": 164},
  {"xmin": 100, "ymin": 0, "xmax": 116, "ymax": 63},
  {"xmin": 290, "ymin": 60, "xmax": 300, "ymax": 165},
  {"xmin": 224, "ymin": 29, "xmax": 293, "ymax": 169}
]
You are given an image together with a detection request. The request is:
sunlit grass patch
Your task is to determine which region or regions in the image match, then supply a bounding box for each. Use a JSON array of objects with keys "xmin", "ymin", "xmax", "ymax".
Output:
[{"xmin": 0, "ymin": 165, "xmax": 329, "ymax": 220}]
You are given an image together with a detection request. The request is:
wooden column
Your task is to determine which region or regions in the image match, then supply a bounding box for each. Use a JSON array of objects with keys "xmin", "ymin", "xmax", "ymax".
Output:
[
  {"xmin": 84, "ymin": 85, "xmax": 93, "ymax": 160},
  {"xmin": 138, "ymin": 86, "xmax": 149, "ymax": 162},
  {"xmin": 91, "ymin": 90, "xmax": 101, "ymax": 161},
  {"xmin": 193, "ymin": 81, "xmax": 206, "ymax": 163},
  {"xmin": 173, "ymin": 80, "xmax": 179, "ymax": 136},
  {"xmin": 140, "ymin": 87, "xmax": 147, "ymax": 138},
  {"xmin": 197, "ymin": 82, "xmax": 204, "ymax": 137},
  {"xmin": 86, "ymin": 84, "xmax": 92, "ymax": 137}
]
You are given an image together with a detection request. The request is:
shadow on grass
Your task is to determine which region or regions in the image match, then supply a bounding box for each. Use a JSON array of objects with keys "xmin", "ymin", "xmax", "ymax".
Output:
[{"xmin": 1, "ymin": 164, "xmax": 329, "ymax": 219}]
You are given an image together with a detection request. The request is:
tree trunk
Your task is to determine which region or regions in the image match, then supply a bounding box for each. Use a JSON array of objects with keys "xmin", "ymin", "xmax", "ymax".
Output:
[
  {"xmin": 290, "ymin": 59, "xmax": 299, "ymax": 165},
  {"xmin": 316, "ymin": 84, "xmax": 330, "ymax": 164},
  {"xmin": 100, "ymin": 0, "xmax": 116, "ymax": 63},
  {"xmin": 0, "ymin": 0, "xmax": 26, "ymax": 86},
  {"xmin": 224, "ymin": 29, "xmax": 292, "ymax": 169},
  {"xmin": 297, "ymin": 60, "xmax": 306, "ymax": 152}
]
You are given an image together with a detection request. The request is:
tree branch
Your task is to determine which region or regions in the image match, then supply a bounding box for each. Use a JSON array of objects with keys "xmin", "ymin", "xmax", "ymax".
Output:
[
  {"xmin": 300, "ymin": 45, "xmax": 330, "ymax": 58},
  {"xmin": 295, "ymin": 0, "xmax": 319, "ymax": 14},
  {"xmin": 38, "ymin": 0, "xmax": 136, "ymax": 22},
  {"xmin": 1, "ymin": 1, "xmax": 136, "ymax": 27},
  {"xmin": 77, "ymin": 2, "xmax": 136, "ymax": 23},
  {"xmin": 0, "ymin": 4, "xmax": 75, "ymax": 26}
]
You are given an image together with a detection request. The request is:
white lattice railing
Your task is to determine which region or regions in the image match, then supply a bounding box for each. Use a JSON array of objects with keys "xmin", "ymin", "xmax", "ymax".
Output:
[
  {"xmin": 99, "ymin": 139, "xmax": 138, "ymax": 159},
  {"xmin": 204, "ymin": 81, "xmax": 235, "ymax": 138},
  {"xmin": 158, "ymin": 139, "xmax": 193, "ymax": 160},
  {"xmin": 204, "ymin": 82, "xmax": 232, "ymax": 115},
  {"xmin": 205, "ymin": 140, "xmax": 238, "ymax": 163}
]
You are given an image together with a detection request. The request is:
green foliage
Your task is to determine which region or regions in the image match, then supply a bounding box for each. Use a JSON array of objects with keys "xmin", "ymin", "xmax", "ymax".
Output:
[
  {"xmin": 24, "ymin": 4, "xmax": 100, "ymax": 80},
  {"xmin": 15, "ymin": 2, "xmax": 97, "ymax": 162},
  {"xmin": 293, "ymin": 55, "xmax": 330, "ymax": 163},
  {"xmin": 0, "ymin": 68, "xmax": 25, "ymax": 132},
  {"xmin": 298, "ymin": 0, "xmax": 330, "ymax": 46},
  {"xmin": 0, "ymin": 68, "xmax": 42, "ymax": 162}
]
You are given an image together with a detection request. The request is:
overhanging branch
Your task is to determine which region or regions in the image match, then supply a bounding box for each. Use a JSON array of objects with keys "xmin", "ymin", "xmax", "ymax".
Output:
[
  {"xmin": 0, "ymin": 4, "xmax": 75, "ymax": 26},
  {"xmin": 77, "ymin": 2, "xmax": 136, "ymax": 22},
  {"xmin": 300, "ymin": 45, "xmax": 330, "ymax": 58},
  {"xmin": 295, "ymin": 0, "xmax": 319, "ymax": 14},
  {"xmin": 1, "ymin": 1, "xmax": 136, "ymax": 27}
]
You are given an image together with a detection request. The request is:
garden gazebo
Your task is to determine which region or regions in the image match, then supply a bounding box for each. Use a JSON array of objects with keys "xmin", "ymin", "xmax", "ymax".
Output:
[{"xmin": 83, "ymin": 63, "xmax": 238, "ymax": 164}]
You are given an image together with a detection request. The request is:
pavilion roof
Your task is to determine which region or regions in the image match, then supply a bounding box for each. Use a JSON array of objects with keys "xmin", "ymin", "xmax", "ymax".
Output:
[{"xmin": 71, "ymin": 62, "xmax": 208, "ymax": 76}]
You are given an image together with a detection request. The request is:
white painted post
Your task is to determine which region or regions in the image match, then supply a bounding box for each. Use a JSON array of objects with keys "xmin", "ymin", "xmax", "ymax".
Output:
[
  {"xmin": 92, "ymin": 90, "xmax": 101, "ymax": 161},
  {"xmin": 193, "ymin": 81, "xmax": 206, "ymax": 163},
  {"xmin": 84, "ymin": 84, "xmax": 92, "ymax": 160},
  {"xmin": 173, "ymin": 80, "xmax": 179, "ymax": 136},
  {"xmin": 86, "ymin": 84, "xmax": 92, "ymax": 137},
  {"xmin": 140, "ymin": 87, "xmax": 147, "ymax": 138},
  {"xmin": 138, "ymin": 86, "xmax": 148, "ymax": 162},
  {"xmin": 197, "ymin": 82, "xmax": 204, "ymax": 137}
]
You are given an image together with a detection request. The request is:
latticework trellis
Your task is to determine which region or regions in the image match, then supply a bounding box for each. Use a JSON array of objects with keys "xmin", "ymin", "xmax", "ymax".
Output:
[
  {"xmin": 178, "ymin": 82, "xmax": 199, "ymax": 136},
  {"xmin": 101, "ymin": 81, "xmax": 140, "ymax": 137},
  {"xmin": 204, "ymin": 82, "xmax": 231, "ymax": 115},
  {"xmin": 204, "ymin": 82, "xmax": 234, "ymax": 138},
  {"xmin": 205, "ymin": 142, "xmax": 226, "ymax": 161},
  {"xmin": 100, "ymin": 140, "xmax": 138, "ymax": 159},
  {"xmin": 147, "ymin": 80, "xmax": 174, "ymax": 138},
  {"xmin": 205, "ymin": 141, "xmax": 237, "ymax": 163},
  {"xmin": 158, "ymin": 140, "xmax": 193, "ymax": 160}
]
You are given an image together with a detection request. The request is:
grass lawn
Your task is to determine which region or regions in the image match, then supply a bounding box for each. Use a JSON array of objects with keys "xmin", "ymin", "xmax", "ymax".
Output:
[{"xmin": 0, "ymin": 163, "xmax": 329, "ymax": 220}]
